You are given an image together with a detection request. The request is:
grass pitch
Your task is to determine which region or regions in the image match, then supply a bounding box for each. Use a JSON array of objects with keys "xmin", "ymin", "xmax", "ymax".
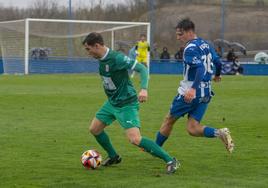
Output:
[{"xmin": 0, "ymin": 74, "xmax": 267, "ymax": 188}]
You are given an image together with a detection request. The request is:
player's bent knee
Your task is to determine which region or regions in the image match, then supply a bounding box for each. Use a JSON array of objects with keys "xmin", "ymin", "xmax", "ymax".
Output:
[
  {"xmin": 89, "ymin": 126, "xmax": 97, "ymax": 135},
  {"xmin": 187, "ymin": 121, "xmax": 204, "ymax": 136},
  {"xmin": 89, "ymin": 125, "xmax": 102, "ymax": 136},
  {"xmin": 128, "ymin": 136, "xmax": 142, "ymax": 146},
  {"xmin": 88, "ymin": 118, "xmax": 106, "ymax": 135},
  {"xmin": 187, "ymin": 128, "xmax": 196, "ymax": 136}
]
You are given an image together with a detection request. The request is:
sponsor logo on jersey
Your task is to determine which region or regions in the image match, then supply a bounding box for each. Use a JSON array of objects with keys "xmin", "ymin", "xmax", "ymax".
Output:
[
  {"xmin": 200, "ymin": 43, "xmax": 209, "ymax": 50},
  {"xmin": 105, "ymin": 64, "xmax": 109, "ymax": 72}
]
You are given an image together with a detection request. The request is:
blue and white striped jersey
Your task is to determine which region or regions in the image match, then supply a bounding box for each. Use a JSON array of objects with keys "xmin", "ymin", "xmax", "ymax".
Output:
[{"xmin": 178, "ymin": 37, "xmax": 221, "ymax": 98}]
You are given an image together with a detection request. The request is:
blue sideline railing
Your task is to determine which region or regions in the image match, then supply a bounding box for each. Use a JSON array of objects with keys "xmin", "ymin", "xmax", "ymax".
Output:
[{"xmin": 0, "ymin": 58, "xmax": 268, "ymax": 75}]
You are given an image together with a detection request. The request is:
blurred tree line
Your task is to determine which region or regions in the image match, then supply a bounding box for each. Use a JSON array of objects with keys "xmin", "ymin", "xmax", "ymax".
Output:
[
  {"xmin": 0, "ymin": 0, "xmax": 267, "ymax": 57},
  {"xmin": 0, "ymin": 0, "xmax": 148, "ymax": 21},
  {"xmin": 1, "ymin": 0, "xmax": 266, "ymax": 22}
]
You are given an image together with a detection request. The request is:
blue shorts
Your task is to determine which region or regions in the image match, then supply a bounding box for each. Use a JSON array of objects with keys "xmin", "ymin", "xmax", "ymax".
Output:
[{"xmin": 169, "ymin": 94, "xmax": 211, "ymax": 122}]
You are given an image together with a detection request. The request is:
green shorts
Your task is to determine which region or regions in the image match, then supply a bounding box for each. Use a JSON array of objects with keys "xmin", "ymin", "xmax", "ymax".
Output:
[{"xmin": 95, "ymin": 100, "xmax": 140, "ymax": 129}]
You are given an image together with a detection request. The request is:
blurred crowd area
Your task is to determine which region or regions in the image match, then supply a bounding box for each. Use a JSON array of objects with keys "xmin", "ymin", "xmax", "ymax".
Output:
[{"xmin": 0, "ymin": 0, "xmax": 267, "ymax": 61}]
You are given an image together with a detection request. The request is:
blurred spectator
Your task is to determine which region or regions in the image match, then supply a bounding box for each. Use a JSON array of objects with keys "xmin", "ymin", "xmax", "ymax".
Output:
[
  {"xmin": 224, "ymin": 48, "xmax": 243, "ymax": 75},
  {"xmin": 222, "ymin": 56, "xmax": 243, "ymax": 75},
  {"xmin": 30, "ymin": 48, "xmax": 39, "ymax": 59},
  {"xmin": 226, "ymin": 48, "xmax": 236, "ymax": 62},
  {"xmin": 174, "ymin": 46, "xmax": 184, "ymax": 61},
  {"xmin": 232, "ymin": 56, "xmax": 244, "ymax": 75},
  {"xmin": 216, "ymin": 46, "xmax": 223, "ymax": 58},
  {"xmin": 152, "ymin": 42, "xmax": 160, "ymax": 59},
  {"xmin": 30, "ymin": 47, "xmax": 51, "ymax": 60},
  {"xmin": 160, "ymin": 47, "xmax": 170, "ymax": 60}
]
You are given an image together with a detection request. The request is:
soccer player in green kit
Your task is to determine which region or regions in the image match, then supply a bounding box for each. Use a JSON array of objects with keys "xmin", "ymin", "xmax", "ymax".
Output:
[{"xmin": 83, "ymin": 32, "xmax": 178, "ymax": 174}]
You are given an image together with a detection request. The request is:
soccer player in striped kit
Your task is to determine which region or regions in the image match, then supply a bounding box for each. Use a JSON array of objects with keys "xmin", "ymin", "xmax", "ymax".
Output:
[{"xmin": 155, "ymin": 18, "xmax": 234, "ymax": 154}]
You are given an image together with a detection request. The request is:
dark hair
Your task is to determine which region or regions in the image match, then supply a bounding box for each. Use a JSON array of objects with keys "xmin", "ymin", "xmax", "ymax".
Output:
[
  {"xmin": 176, "ymin": 18, "xmax": 195, "ymax": 32},
  {"xmin": 82, "ymin": 32, "xmax": 104, "ymax": 46}
]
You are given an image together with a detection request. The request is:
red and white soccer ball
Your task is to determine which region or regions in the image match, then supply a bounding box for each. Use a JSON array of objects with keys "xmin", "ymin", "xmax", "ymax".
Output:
[{"xmin": 81, "ymin": 149, "xmax": 102, "ymax": 169}]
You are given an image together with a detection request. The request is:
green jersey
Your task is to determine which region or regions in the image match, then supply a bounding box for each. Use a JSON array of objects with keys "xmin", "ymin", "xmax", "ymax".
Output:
[{"xmin": 99, "ymin": 48, "xmax": 147, "ymax": 107}]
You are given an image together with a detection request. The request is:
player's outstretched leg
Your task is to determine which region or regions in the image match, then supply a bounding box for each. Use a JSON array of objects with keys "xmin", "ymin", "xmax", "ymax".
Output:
[
  {"xmin": 138, "ymin": 136, "xmax": 179, "ymax": 174},
  {"xmin": 217, "ymin": 128, "xmax": 234, "ymax": 153},
  {"xmin": 127, "ymin": 127, "xmax": 179, "ymax": 174},
  {"xmin": 187, "ymin": 118, "xmax": 234, "ymax": 153}
]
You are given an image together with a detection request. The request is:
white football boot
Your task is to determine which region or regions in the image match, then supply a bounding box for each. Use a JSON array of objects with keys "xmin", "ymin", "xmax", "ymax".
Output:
[{"xmin": 218, "ymin": 128, "xmax": 234, "ymax": 153}]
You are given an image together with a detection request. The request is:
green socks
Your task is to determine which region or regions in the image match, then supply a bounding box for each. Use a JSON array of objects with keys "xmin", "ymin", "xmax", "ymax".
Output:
[
  {"xmin": 139, "ymin": 137, "xmax": 173, "ymax": 163},
  {"xmin": 94, "ymin": 133, "xmax": 173, "ymax": 163},
  {"xmin": 94, "ymin": 131, "xmax": 117, "ymax": 158}
]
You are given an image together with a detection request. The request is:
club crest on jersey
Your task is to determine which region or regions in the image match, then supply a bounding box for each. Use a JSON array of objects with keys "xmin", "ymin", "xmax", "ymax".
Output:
[
  {"xmin": 105, "ymin": 64, "xmax": 109, "ymax": 72},
  {"xmin": 192, "ymin": 56, "xmax": 201, "ymax": 64},
  {"xmin": 124, "ymin": 56, "xmax": 131, "ymax": 64}
]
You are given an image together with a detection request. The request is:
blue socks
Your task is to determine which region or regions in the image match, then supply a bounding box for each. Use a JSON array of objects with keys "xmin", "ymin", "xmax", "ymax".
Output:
[
  {"xmin": 155, "ymin": 131, "xmax": 168, "ymax": 146},
  {"xmin": 156, "ymin": 127, "xmax": 217, "ymax": 146},
  {"xmin": 204, "ymin": 126, "xmax": 217, "ymax": 138}
]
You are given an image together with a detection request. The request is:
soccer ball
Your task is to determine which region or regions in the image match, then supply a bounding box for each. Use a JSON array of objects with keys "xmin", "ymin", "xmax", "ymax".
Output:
[{"xmin": 81, "ymin": 149, "xmax": 102, "ymax": 169}]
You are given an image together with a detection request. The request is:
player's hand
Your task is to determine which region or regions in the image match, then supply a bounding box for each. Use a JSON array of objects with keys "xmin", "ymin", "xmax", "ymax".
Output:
[
  {"xmin": 213, "ymin": 75, "xmax": 221, "ymax": 82},
  {"xmin": 184, "ymin": 88, "xmax": 196, "ymax": 103},
  {"xmin": 138, "ymin": 89, "xmax": 148, "ymax": 103}
]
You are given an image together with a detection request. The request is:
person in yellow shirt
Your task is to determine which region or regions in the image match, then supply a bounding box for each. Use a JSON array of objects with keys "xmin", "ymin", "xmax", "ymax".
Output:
[{"xmin": 135, "ymin": 34, "xmax": 150, "ymax": 67}]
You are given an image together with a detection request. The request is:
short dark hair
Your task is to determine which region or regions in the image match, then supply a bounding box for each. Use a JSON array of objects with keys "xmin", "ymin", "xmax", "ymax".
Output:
[
  {"xmin": 176, "ymin": 18, "xmax": 195, "ymax": 32},
  {"xmin": 82, "ymin": 32, "xmax": 104, "ymax": 46}
]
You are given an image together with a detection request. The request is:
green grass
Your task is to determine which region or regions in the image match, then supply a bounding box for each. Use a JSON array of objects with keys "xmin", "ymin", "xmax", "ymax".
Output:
[{"xmin": 0, "ymin": 74, "xmax": 267, "ymax": 188}]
